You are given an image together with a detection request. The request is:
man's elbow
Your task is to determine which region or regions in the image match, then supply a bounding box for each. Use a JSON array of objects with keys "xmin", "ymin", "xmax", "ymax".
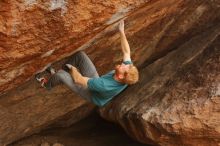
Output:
[
  {"xmin": 74, "ymin": 78, "xmax": 81, "ymax": 85},
  {"xmin": 75, "ymin": 76, "xmax": 89, "ymax": 87}
]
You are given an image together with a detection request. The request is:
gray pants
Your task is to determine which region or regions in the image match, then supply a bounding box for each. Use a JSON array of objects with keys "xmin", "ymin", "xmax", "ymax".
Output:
[{"xmin": 45, "ymin": 51, "xmax": 99, "ymax": 102}]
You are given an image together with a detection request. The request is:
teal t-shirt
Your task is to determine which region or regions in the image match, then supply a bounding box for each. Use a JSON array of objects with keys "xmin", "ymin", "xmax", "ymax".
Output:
[{"xmin": 87, "ymin": 61, "xmax": 132, "ymax": 106}]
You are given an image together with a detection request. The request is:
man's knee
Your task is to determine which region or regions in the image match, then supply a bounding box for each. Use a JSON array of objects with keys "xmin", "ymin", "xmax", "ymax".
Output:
[
  {"xmin": 55, "ymin": 70, "xmax": 68, "ymax": 80},
  {"xmin": 72, "ymin": 51, "xmax": 86, "ymax": 59},
  {"xmin": 75, "ymin": 50, "xmax": 85, "ymax": 55}
]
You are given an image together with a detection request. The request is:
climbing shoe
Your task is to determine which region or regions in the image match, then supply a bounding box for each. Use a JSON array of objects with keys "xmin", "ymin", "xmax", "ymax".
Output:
[{"xmin": 35, "ymin": 73, "xmax": 48, "ymax": 88}]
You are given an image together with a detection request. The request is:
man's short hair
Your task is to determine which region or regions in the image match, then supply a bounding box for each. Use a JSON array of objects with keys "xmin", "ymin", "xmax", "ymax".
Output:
[{"xmin": 123, "ymin": 65, "xmax": 139, "ymax": 85}]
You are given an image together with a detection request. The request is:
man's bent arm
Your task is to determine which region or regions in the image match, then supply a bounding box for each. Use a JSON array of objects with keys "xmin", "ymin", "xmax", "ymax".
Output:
[
  {"xmin": 119, "ymin": 20, "xmax": 131, "ymax": 61},
  {"xmin": 70, "ymin": 67, "xmax": 89, "ymax": 87}
]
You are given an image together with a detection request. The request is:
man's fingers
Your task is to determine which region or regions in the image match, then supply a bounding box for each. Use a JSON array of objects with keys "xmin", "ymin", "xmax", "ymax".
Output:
[
  {"xmin": 120, "ymin": 20, "xmax": 124, "ymax": 24},
  {"xmin": 119, "ymin": 19, "xmax": 125, "ymax": 31},
  {"xmin": 120, "ymin": 20, "xmax": 124, "ymax": 26}
]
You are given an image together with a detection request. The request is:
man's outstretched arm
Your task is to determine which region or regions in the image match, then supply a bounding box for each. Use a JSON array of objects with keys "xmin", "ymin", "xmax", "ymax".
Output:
[
  {"xmin": 66, "ymin": 64, "xmax": 89, "ymax": 87},
  {"xmin": 119, "ymin": 20, "xmax": 131, "ymax": 62}
]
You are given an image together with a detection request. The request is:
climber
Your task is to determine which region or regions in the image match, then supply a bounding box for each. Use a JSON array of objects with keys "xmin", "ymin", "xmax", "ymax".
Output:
[{"xmin": 36, "ymin": 20, "xmax": 139, "ymax": 107}]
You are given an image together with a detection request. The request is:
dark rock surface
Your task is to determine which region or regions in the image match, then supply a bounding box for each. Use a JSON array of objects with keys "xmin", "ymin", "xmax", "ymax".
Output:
[{"xmin": 10, "ymin": 112, "xmax": 150, "ymax": 146}]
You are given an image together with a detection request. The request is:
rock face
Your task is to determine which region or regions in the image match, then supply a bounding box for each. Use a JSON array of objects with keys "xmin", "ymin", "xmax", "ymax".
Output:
[
  {"xmin": 100, "ymin": 31, "xmax": 220, "ymax": 146},
  {"xmin": 98, "ymin": 1, "xmax": 220, "ymax": 146},
  {"xmin": 0, "ymin": 0, "xmax": 146, "ymax": 95},
  {"xmin": 0, "ymin": 0, "xmax": 220, "ymax": 146}
]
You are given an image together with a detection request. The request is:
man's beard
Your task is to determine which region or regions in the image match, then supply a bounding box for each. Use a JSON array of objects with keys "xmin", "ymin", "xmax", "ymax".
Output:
[{"xmin": 114, "ymin": 68, "xmax": 120, "ymax": 76}]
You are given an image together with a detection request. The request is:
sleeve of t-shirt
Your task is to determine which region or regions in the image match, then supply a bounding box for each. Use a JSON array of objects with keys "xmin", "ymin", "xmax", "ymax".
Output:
[
  {"xmin": 123, "ymin": 60, "xmax": 133, "ymax": 65},
  {"xmin": 87, "ymin": 78, "xmax": 106, "ymax": 92}
]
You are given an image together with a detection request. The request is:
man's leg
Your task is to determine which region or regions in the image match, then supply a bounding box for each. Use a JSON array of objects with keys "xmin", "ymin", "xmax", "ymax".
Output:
[
  {"xmin": 62, "ymin": 51, "xmax": 99, "ymax": 78},
  {"xmin": 43, "ymin": 51, "xmax": 98, "ymax": 101},
  {"xmin": 46, "ymin": 51, "xmax": 98, "ymax": 88},
  {"xmin": 44, "ymin": 69, "xmax": 92, "ymax": 102}
]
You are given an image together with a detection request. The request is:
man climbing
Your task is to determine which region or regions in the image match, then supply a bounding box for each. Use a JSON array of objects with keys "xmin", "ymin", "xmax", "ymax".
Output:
[{"xmin": 36, "ymin": 20, "xmax": 139, "ymax": 107}]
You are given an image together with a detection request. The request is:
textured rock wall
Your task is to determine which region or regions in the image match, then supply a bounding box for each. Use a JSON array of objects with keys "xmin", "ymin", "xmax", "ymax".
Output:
[
  {"xmin": 99, "ymin": 0, "xmax": 220, "ymax": 146},
  {"xmin": 0, "ymin": 0, "xmax": 149, "ymax": 145},
  {"xmin": 100, "ymin": 28, "xmax": 220, "ymax": 146},
  {"xmin": 0, "ymin": 0, "xmax": 220, "ymax": 146},
  {"xmin": 0, "ymin": 0, "xmax": 146, "ymax": 95}
]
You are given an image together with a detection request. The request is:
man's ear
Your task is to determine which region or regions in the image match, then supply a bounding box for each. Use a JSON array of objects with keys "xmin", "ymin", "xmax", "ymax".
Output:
[{"xmin": 118, "ymin": 74, "xmax": 124, "ymax": 79}]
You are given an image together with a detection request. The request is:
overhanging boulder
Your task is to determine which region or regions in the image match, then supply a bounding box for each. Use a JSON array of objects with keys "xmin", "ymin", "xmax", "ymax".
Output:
[
  {"xmin": 0, "ymin": 0, "xmax": 219, "ymax": 145},
  {"xmin": 99, "ymin": 21, "xmax": 220, "ymax": 146}
]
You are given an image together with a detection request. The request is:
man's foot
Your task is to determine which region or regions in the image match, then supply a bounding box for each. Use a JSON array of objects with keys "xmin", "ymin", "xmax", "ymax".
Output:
[
  {"xmin": 46, "ymin": 66, "xmax": 56, "ymax": 75},
  {"xmin": 35, "ymin": 73, "xmax": 48, "ymax": 88}
]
